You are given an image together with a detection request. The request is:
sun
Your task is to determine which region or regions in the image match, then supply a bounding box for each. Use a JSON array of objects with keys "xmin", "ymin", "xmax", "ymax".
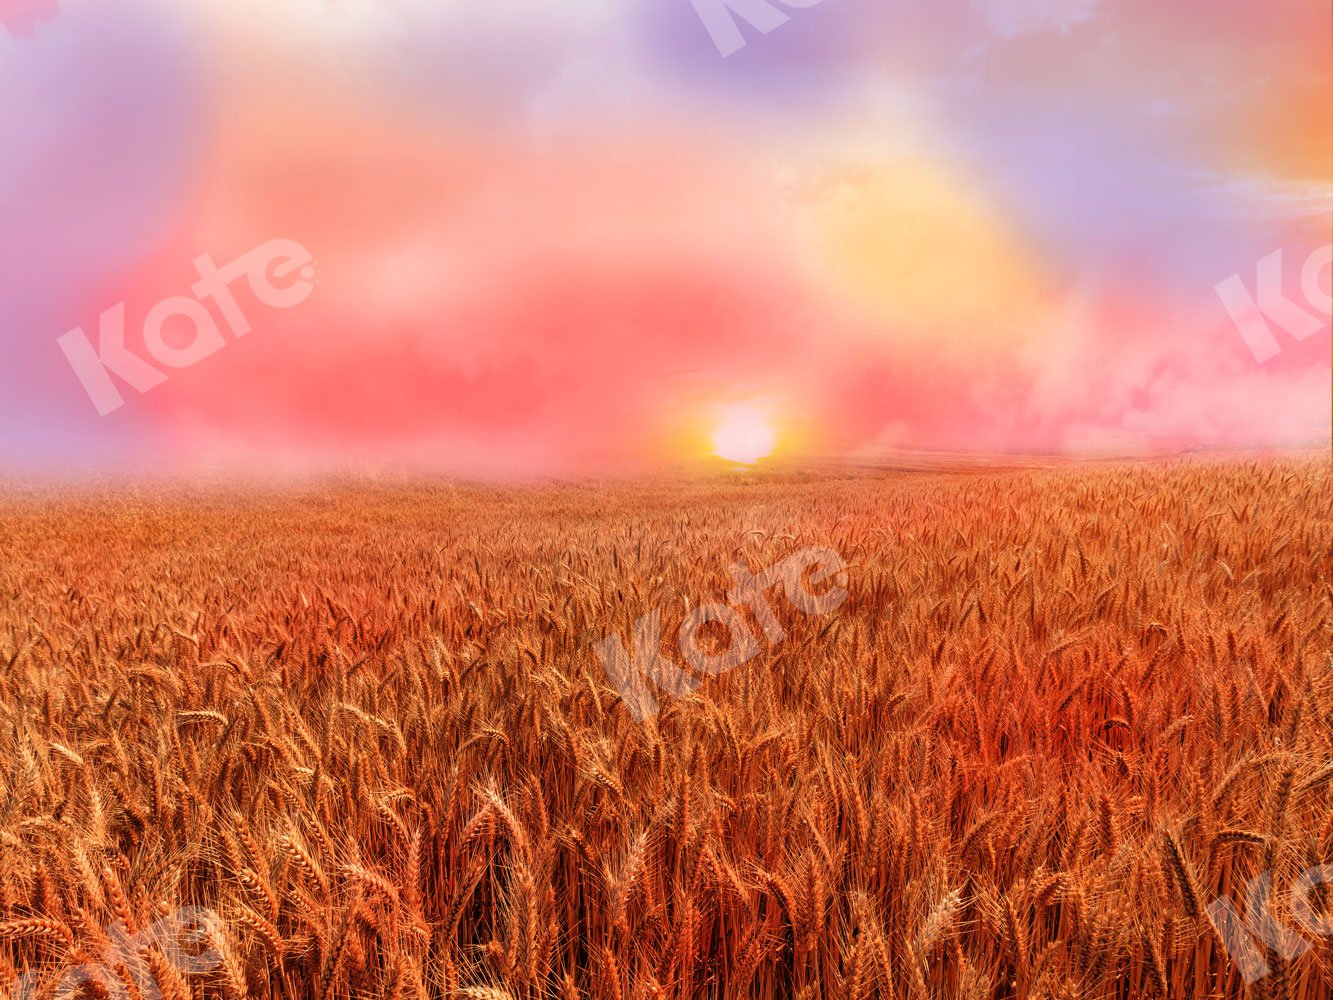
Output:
[{"xmin": 712, "ymin": 404, "xmax": 777, "ymax": 464}]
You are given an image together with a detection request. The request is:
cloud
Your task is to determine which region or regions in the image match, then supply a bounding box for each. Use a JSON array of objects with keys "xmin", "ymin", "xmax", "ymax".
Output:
[
  {"xmin": 974, "ymin": 0, "xmax": 1099, "ymax": 38},
  {"xmin": 0, "ymin": 0, "xmax": 202, "ymax": 468},
  {"xmin": 0, "ymin": 0, "xmax": 58, "ymax": 38},
  {"xmin": 4, "ymin": 0, "xmax": 1328, "ymax": 473}
]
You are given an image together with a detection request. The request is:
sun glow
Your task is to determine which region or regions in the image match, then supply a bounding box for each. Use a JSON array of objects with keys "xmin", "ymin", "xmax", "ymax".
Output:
[{"xmin": 712, "ymin": 404, "xmax": 777, "ymax": 464}]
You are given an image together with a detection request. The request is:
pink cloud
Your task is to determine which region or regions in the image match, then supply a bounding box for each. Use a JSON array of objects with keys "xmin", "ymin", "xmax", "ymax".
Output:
[
  {"xmin": 5, "ymin": 0, "xmax": 1327, "ymax": 475},
  {"xmin": 0, "ymin": 0, "xmax": 57, "ymax": 38}
]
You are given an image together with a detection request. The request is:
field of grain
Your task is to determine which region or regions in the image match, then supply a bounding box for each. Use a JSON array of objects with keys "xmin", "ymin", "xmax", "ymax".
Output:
[{"xmin": 0, "ymin": 456, "xmax": 1329, "ymax": 999}]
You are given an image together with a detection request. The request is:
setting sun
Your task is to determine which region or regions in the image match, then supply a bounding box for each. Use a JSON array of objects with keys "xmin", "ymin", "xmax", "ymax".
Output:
[{"xmin": 712, "ymin": 404, "xmax": 777, "ymax": 464}]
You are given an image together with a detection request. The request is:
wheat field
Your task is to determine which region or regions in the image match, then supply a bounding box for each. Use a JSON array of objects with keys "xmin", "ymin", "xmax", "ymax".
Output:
[{"xmin": 0, "ymin": 456, "xmax": 1329, "ymax": 999}]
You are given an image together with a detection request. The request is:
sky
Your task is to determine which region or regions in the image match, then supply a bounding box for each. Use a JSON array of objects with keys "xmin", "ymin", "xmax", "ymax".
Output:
[{"xmin": 1, "ymin": 0, "xmax": 1329, "ymax": 476}]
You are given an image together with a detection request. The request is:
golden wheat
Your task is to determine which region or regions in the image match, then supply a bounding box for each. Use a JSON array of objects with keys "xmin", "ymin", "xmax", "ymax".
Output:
[{"xmin": 0, "ymin": 455, "xmax": 1328, "ymax": 998}]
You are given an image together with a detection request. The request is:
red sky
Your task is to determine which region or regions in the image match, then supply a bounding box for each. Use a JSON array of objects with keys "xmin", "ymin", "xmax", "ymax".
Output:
[{"xmin": 1, "ymin": 0, "xmax": 1329, "ymax": 475}]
